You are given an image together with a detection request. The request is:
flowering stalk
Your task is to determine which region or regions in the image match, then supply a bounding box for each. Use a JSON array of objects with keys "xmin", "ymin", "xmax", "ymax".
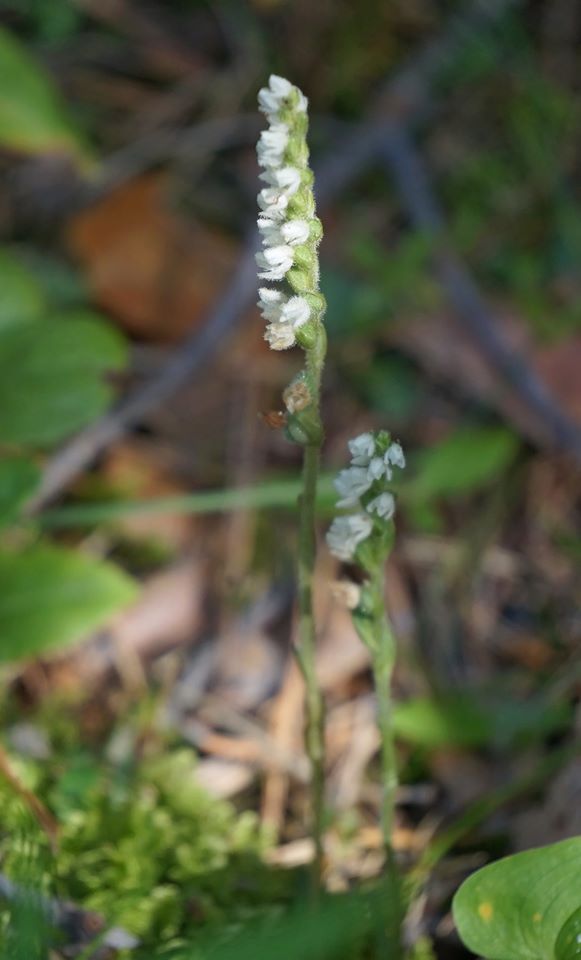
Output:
[
  {"xmin": 327, "ymin": 431, "xmax": 406, "ymax": 948},
  {"xmin": 256, "ymin": 76, "xmax": 327, "ymax": 888}
]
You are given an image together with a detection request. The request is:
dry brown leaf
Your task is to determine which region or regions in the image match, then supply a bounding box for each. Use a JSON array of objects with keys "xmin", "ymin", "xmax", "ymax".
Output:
[{"xmin": 67, "ymin": 173, "xmax": 238, "ymax": 341}]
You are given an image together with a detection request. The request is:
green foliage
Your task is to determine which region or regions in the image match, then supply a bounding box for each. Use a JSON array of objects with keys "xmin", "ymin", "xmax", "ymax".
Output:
[
  {"xmin": 555, "ymin": 906, "xmax": 581, "ymax": 960},
  {"xmin": 0, "ymin": 309, "xmax": 128, "ymax": 447},
  {"xmin": 0, "ymin": 250, "xmax": 46, "ymax": 331},
  {"xmin": 0, "ymin": 25, "xmax": 90, "ymax": 161},
  {"xmin": 50, "ymin": 748, "xmax": 280, "ymax": 953},
  {"xmin": 453, "ymin": 839, "xmax": 581, "ymax": 960},
  {"xmin": 0, "ymin": 458, "xmax": 40, "ymax": 529},
  {"xmin": 393, "ymin": 693, "xmax": 570, "ymax": 750},
  {"xmin": 0, "ymin": 544, "xmax": 136, "ymax": 663},
  {"xmin": 409, "ymin": 425, "xmax": 519, "ymax": 501},
  {"xmin": 0, "ymin": 808, "xmax": 52, "ymax": 960},
  {"xmin": 170, "ymin": 882, "xmax": 390, "ymax": 960}
]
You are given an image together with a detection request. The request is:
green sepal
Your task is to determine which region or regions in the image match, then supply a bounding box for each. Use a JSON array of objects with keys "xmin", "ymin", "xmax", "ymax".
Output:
[
  {"xmin": 295, "ymin": 320, "xmax": 318, "ymax": 350},
  {"xmin": 355, "ymin": 524, "xmax": 395, "ymax": 573},
  {"xmin": 284, "ymin": 408, "xmax": 323, "ymax": 446}
]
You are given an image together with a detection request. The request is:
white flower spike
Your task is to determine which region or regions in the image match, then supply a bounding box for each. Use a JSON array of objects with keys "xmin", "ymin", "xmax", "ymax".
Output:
[{"xmin": 256, "ymin": 75, "xmax": 323, "ymax": 354}]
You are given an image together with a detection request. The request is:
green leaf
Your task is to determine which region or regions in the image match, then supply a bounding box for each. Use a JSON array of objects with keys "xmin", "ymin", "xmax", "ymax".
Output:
[
  {"xmin": 0, "ymin": 457, "xmax": 40, "ymax": 528},
  {"xmin": 393, "ymin": 694, "xmax": 569, "ymax": 749},
  {"xmin": 452, "ymin": 839, "xmax": 581, "ymax": 960},
  {"xmin": 0, "ymin": 544, "xmax": 136, "ymax": 663},
  {"xmin": 555, "ymin": 906, "xmax": 581, "ymax": 960},
  {"xmin": 0, "ymin": 26, "xmax": 90, "ymax": 161},
  {"xmin": 410, "ymin": 426, "xmax": 519, "ymax": 500},
  {"xmin": 0, "ymin": 250, "xmax": 46, "ymax": 331},
  {"xmin": 0, "ymin": 310, "xmax": 128, "ymax": 447}
]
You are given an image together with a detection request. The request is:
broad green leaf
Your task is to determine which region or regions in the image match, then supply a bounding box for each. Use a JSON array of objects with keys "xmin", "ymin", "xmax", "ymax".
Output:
[
  {"xmin": 0, "ymin": 310, "xmax": 127, "ymax": 447},
  {"xmin": 0, "ymin": 544, "xmax": 136, "ymax": 663},
  {"xmin": 452, "ymin": 838, "xmax": 581, "ymax": 960},
  {"xmin": 410, "ymin": 426, "xmax": 519, "ymax": 500},
  {"xmin": 393, "ymin": 694, "xmax": 570, "ymax": 749},
  {"xmin": 0, "ymin": 250, "xmax": 46, "ymax": 331},
  {"xmin": 0, "ymin": 26, "xmax": 90, "ymax": 161},
  {"xmin": 555, "ymin": 906, "xmax": 581, "ymax": 960},
  {"xmin": 0, "ymin": 457, "xmax": 40, "ymax": 528}
]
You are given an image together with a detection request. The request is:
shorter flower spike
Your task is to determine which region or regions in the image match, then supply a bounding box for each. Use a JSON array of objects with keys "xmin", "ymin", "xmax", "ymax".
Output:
[{"xmin": 327, "ymin": 430, "xmax": 405, "ymax": 565}]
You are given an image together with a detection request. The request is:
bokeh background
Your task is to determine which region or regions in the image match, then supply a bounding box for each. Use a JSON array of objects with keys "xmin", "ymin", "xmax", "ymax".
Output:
[{"xmin": 0, "ymin": 1, "xmax": 579, "ymax": 957}]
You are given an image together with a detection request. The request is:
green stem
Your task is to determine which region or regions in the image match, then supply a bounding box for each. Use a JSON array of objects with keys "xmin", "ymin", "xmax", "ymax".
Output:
[
  {"xmin": 368, "ymin": 568, "xmax": 403, "ymax": 955},
  {"xmin": 294, "ymin": 334, "xmax": 326, "ymax": 894}
]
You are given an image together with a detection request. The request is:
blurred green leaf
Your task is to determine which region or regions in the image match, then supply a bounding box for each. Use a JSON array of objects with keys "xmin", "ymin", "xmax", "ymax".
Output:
[
  {"xmin": 555, "ymin": 905, "xmax": 581, "ymax": 960},
  {"xmin": 174, "ymin": 883, "xmax": 390, "ymax": 960},
  {"xmin": 410, "ymin": 426, "xmax": 519, "ymax": 500},
  {"xmin": 0, "ymin": 25, "xmax": 91, "ymax": 161},
  {"xmin": 0, "ymin": 543, "xmax": 136, "ymax": 663},
  {"xmin": 453, "ymin": 839, "xmax": 581, "ymax": 960},
  {"xmin": 0, "ymin": 310, "xmax": 128, "ymax": 447},
  {"xmin": 0, "ymin": 250, "xmax": 46, "ymax": 331},
  {"xmin": 0, "ymin": 457, "xmax": 40, "ymax": 528},
  {"xmin": 393, "ymin": 694, "xmax": 570, "ymax": 749}
]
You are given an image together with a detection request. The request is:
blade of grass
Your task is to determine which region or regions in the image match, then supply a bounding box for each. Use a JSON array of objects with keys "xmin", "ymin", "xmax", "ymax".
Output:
[{"xmin": 38, "ymin": 475, "xmax": 337, "ymax": 529}]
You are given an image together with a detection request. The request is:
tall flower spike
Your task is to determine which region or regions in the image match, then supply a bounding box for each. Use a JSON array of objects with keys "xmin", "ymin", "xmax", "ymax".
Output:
[
  {"xmin": 255, "ymin": 75, "xmax": 324, "ymax": 353},
  {"xmin": 256, "ymin": 75, "xmax": 328, "ymax": 889}
]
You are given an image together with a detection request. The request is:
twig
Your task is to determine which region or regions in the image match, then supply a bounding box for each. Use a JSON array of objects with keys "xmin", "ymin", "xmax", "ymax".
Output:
[
  {"xmin": 0, "ymin": 746, "xmax": 59, "ymax": 851},
  {"xmin": 379, "ymin": 124, "xmax": 581, "ymax": 463},
  {"xmin": 30, "ymin": 0, "xmax": 520, "ymax": 512}
]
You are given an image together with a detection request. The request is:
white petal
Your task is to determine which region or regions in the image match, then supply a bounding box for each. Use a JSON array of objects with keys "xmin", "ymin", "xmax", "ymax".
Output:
[
  {"xmin": 366, "ymin": 492, "xmax": 395, "ymax": 519},
  {"xmin": 281, "ymin": 219, "xmax": 310, "ymax": 245},
  {"xmin": 326, "ymin": 514, "xmax": 373, "ymax": 561},
  {"xmin": 385, "ymin": 442, "xmax": 406, "ymax": 469},
  {"xmin": 281, "ymin": 296, "xmax": 310, "ymax": 328},
  {"xmin": 265, "ymin": 321, "xmax": 295, "ymax": 350},
  {"xmin": 334, "ymin": 466, "xmax": 372, "ymax": 508},
  {"xmin": 269, "ymin": 75, "xmax": 294, "ymax": 98},
  {"xmin": 348, "ymin": 432, "xmax": 375, "ymax": 466},
  {"xmin": 367, "ymin": 457, "xmax": 385, "ymax": 481},
  {"xmin": 257, "ymin": 190, "xmax": 289, "ymax": 219}
]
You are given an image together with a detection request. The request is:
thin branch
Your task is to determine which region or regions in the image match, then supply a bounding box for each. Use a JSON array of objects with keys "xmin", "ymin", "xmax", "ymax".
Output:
[{"xmin": 379, "ymin": 124, "xmax": 581, "ymax": 463}]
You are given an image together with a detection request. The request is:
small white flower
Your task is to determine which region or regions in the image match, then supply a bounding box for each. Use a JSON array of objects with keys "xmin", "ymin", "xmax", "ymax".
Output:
[
  {"xmin": 281, "ymin": 219, "xmax": 310, "ymax": 245},
  {"xmin": 366, "ymin": 492, "xmax": 395, "ymax": 519},
  {"xmin": 264, "ymin": 322, "xmax": 295, "ymax": 350},
  {"xmin": 367, "ymin": 457, "xmax": 386, "ymax": 481},
  {"xmin": 270, "ymin": 75, "xmax": 294, "ymax": 98},
  {"xmin": 334, "ymin": 466, "xmax": 373, "ymax": 508},
  {"xmin": 256, "ymin": 245, "xmax": 294, "ymax": 280},
  {"xmin": 257, "ymin": 287, "xmax": 283, "ymax": 321},
  {"xmin": 257, "ymin": 190, "xmax": 289, "ymax": 220},
  {"xmin": 385, "ymin": 442, "xmax": 406, "ymax": 470},
  {"xmin": 257, "ymin": 123, "xmax": 288, "ymax": 167},
  {"xmin": 258, "ymin": 218, "xmax": 283, "ymax": 245},
  {"xmin": 326, "ymin": 514, "xmax": 373, "ymax": 561},
  {"xmin": 258, "ymin": 75, "xmax": 294, "ymax": 118},
  {"xmin": 281, "ymin": 296, "xmax": 310, "ymax": 329},
  {"xmin": 260, "ymin": 166, "xmax": 302, "ymax": 197},
  {"xmin": 348, "ymin": 432, "xmax": 376, "ymax": 466}
]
